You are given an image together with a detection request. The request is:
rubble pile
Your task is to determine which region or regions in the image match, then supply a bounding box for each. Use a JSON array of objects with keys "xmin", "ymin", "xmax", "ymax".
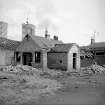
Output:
[
  {"xmin": 0, "ymin": 65, "xmax": 42, "ymax": 75},
  {"xmin": 0, "ymin": 65, "xmax": 62, "ymax": 95},
  {"xmin": 81, "ymin": 64, "xmax": 105, "ymax": 75}
]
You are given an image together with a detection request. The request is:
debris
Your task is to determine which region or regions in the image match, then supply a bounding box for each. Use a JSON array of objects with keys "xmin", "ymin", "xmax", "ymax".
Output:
[{"xmin": 81, "ymin": 64, "xmax": 105, "ymax": 75}]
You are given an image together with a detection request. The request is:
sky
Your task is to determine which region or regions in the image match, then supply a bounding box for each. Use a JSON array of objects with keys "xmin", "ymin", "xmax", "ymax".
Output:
[{"xmin": 0, "ymin": 0, "xmax": 105, "ymax": 45}]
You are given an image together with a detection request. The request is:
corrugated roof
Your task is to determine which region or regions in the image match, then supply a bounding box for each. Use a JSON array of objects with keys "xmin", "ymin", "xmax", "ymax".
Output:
[
  {"xmin": 50, "ymin": 43, "xmax": 76, "ymax": 52},
  {"xmin": 31, "ymin": 35, "xmax": 63, "ymax": 49},
  {"xmin": 0, "ymin": 37, "xmax": 20, "ymax": 50}
]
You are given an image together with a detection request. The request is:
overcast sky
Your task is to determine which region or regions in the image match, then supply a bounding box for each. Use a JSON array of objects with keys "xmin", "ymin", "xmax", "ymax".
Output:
[{"xmin": 0, "ymin": 0, "xmax": 105, "ymax": 45}]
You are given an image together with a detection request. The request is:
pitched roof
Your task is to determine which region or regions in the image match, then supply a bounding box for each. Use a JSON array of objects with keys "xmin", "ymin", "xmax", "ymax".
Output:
[
  {"xmin": 0, "ymin": 37, "xmax": 20, "ymax": 50},
  {"xmin": 80, "ymin": 42, "xmax": 105, "ymax": 51},
  {"xmin": 50, "ymin": 43, "xmax": 77, "ymax": 52},
  {"xmin": 30, "ymin": 35, "xmax": 63, "ymax": 49},
  {"xmin": 91, "ymin": 42, "xmax": 105, "ymax": 48}
]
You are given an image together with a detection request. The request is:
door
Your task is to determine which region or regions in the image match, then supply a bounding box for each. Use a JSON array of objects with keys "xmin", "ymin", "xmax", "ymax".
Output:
[
  {"xmin": 23, "ymin": 52, "xmax": 33, "ymax": 66},
  {"xmin": 73, "ymin": 53, "xmax": 77, "ymax": 69}
]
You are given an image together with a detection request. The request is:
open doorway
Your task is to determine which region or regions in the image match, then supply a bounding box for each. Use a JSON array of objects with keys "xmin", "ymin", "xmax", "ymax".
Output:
[
  {"xmin": 73, "ymin": 53, "xmax": 77, "ymax": 69},
  {"xmin": 23, "ymin": 52, "xmax": 33, "ymax": 66}
]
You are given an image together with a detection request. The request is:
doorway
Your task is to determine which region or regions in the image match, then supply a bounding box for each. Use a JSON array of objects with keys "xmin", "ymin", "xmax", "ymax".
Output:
[
  {"xmin": 73, "ymin": 53, "xmax": 77, "ymax": 69},
  {"xmin": 23, "ymin": 52, "xmax": 33, "ymax": 66}
]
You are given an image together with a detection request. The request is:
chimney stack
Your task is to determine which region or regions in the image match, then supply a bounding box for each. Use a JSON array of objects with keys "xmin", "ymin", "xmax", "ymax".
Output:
[
  {"xmin": 45, "ymin": 28, "xmax": 50, "ymax": 39},
  {"xmin": 53, "ymin": 35, "xmax": 58, "ymax": 40},
  {"xmin": 91, "ymin": 36, "xmax": 95, "ymax": 45},
  {"xmin": 22, "ymin": 19, "xmax": 35, "ymax": 40}
]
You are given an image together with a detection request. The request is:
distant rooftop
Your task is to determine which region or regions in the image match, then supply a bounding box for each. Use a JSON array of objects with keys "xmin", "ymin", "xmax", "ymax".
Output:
[{"xmin": 0, "ymin": 37, "xmax": 20, "ymax": 50}]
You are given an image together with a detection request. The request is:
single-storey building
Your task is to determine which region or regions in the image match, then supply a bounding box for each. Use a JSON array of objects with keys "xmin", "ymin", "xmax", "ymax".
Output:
[
  {"xmin": 47, "ymin": 43, "xmax": 80, "ymax": 72},
  {"xmin": 80, "ymin": 39, "xmax": 105, "ymax": 67},
  {"xmin": 15, "ymin": 34, "xmax": 63, "ymax": 69},
  {"xmin": 0, "ymin": 21, "xmax": 81, "ymax": 71},
  {"xmin": 0, "ymin": 37, "xmax": 20, "ymax": 66}
]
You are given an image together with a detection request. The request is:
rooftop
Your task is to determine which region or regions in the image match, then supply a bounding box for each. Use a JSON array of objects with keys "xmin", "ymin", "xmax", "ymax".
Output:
[
  {"xmin": 50, "ymin": 43, "xmax": 77, "ymax": 52},
  {"xmin": 0, "ymin": 37, "xmax": 20, "ymax": 50}
]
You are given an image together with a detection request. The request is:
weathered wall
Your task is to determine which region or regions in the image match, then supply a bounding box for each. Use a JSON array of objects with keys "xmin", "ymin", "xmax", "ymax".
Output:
[
  {"xmin": 81, "ymin": 57, "xmax": 93, "ymax": 67},
  {"xmin": 0, "ymin": 49, "xmax": 6, "ymax": 65},
  {"xmin": 5, "ymin": 50, "xmax": 14, "ymax": 65},
  {"xmin": 0, "ymin": 49, "xmax": 14, "ymax": 66},
  {"xmin": 16, "ymin": 37, "xmax": 43, "ymax": 68},
  {"xmin": 94, "ymin": 55, "xmax": 105, "ymax": 66},
  {"xmin": 68, "ymin": 45, "xmax": 80, "ymax": 72},
  {"xmin": 81, "ymin": 55, "xmax": 105, "ymax": 67},
  {"xmin": 47, "ymin": 52, "xmax": 67, "ymax": 70}
]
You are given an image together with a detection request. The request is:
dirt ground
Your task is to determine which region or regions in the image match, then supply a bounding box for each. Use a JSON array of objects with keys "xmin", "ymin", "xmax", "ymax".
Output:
[
  {"xmin": 0, "ymin": 69, "xmax": 105, "ymax": 105},
  {"xmin": 37, "ymin": 75, "xmax": 105, "ymax": 105}
]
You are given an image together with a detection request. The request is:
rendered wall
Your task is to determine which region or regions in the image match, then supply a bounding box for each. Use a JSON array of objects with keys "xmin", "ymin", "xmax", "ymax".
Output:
[
  {"xmin": 5, "ymin": 50, "xmax": 14, "ymax": 65},
  {"xmin": 68, "ymin": 45, "xmax": 80, "ymax": 72},
  {"xmin": 0, "ymin": 49, "xmax": 6, "ymax": 65}
]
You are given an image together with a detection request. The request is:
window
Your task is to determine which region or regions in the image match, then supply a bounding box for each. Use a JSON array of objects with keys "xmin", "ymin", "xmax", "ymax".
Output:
[
  {"xmin": 35, "ymin": 52, "xmax": 41, "ymax": 63},
  {"xmin": 16, "ymin": 52, "xmax": 21, "ymax": 62}
]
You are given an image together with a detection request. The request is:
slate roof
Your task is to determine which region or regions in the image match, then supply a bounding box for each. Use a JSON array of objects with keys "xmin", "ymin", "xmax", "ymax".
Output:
[
  {"xmin": 90, "ymin": 42, "xmax": 105, "ymax": 48},
  {"xmin": 80, "ymin": 42, "xmax": 105, "ymax": 51},
  {"xmin": 0, "ymin": 37, "xmax": 20, "ymax": 50},
  {"xmin": 50, "ymin": 43, "xmax": 77, "ymax": 52},
  {"xmin": 0, "ymin": 35, "xmax": 63, "ymax": 51},
  {"xmin": 30, "ymin": 35, "xmax": 63, "ymax": 49}
]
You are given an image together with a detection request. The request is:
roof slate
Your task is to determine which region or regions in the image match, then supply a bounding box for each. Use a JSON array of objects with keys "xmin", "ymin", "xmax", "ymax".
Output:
[
  {"xmin": 0, "ymin": 37, "xmax": 20, "ymax": 50},
  {"xmin": 80, "ymin": 42, "xmax": 105, "ymax": 51},
  {"xmin": 50, "ymin": 43, "xmax": 76, "ymax": 52},
  {"xmin": 30, "ymin": 35, "xmax": 63, "ymax": 49},
  {"xmin": 0, "ymin": 35, "xmax": 63, "ymax": 51}
]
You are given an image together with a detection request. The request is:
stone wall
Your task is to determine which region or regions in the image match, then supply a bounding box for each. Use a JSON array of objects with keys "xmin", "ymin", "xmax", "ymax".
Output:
[{"xmin": 47, "ymin": 52, "xmax": 67, "ymax": 70}]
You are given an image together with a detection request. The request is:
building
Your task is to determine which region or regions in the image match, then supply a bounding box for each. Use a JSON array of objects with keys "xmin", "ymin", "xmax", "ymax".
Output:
[
  {"xmin": 15, "ymin": 33, "xmax": 63, "ymax": 69},
  {"xmin": 0, "ymin": 21, "xmax": 8, "ymax": 38},
  {"xmin": 80, "ymin": 37, "xmax": 105, "ymax": 67},
  {"xmin": 47, "ymin": 43, "xmax": 80, "ymax": 72},
  {"xmin": 0, "ymin": 21, "xmax": 81, "ymax": 71},
  {"xmin": 0, "ymin": 37, "xmax": 20, "ymax": 66},
  {"xmin": 22, "ymin": 20, "xmax": 35, "ymax": 40}
]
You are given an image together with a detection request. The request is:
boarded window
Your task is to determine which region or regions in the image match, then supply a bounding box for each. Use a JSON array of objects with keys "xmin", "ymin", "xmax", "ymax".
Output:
[{"xmin": 35, "ymin": 52, "xmax": 41, "ymax": 63}]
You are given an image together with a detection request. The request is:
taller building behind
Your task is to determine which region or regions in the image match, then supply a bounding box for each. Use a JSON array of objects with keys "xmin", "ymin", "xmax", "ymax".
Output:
[
  {"xmin": 22, "ymin": 20, "xmax": 35, "ymax": 40},
  {"xmin": 0, "ymin": 21, "xmax": 8, "ymax": 38}
]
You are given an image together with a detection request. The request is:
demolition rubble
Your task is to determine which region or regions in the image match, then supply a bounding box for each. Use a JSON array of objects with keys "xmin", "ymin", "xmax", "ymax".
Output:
[{"xmin": 0, "ymin": 64, "xmax": 105, "ymax": 105}]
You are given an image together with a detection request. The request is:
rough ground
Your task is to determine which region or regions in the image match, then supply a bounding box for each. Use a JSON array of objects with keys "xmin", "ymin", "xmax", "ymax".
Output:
[{"xmin": 0, "ymin": 65, "xmax": 105, "ymax": 105}]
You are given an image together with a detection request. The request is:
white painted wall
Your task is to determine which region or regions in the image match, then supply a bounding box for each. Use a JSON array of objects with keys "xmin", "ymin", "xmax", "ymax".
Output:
[
  {"xmin": 5, "ymin": 50, "xmax": 14, "ymax": 65},
  {"xmin": 0, "ymin": 48, "xmax": 14, "ymax": 66},
  {"xmin": 67, "ymin": 45, "xmax": 80, "ymax": 72},
  {"xmin": 0, "ymin": 49, "xmax": 6, "ymax": 65}
]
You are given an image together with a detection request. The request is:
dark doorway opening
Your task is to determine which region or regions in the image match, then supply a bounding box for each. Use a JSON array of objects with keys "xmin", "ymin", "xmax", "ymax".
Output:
[
  {"xmin": 73, "ymin": 53, "xmax": 77, "ymax": 69},
  {"xmin": 23, "ymin": 52, "xmax": 33, "ymax": 66}
]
